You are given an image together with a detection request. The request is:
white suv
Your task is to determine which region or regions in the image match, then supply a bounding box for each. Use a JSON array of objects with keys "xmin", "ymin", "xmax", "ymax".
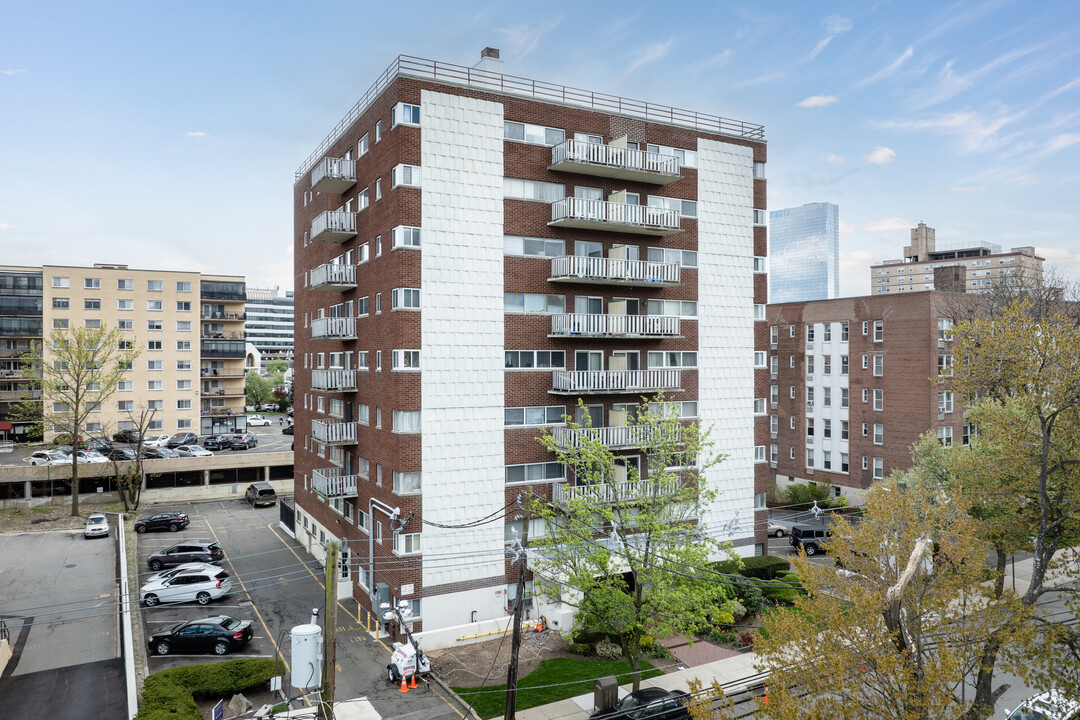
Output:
[
  {"xmin": 140, "ymin": 567, "xmax": 233, "ymax": 607},
  {"xmin": 246, "ymin": 415, "xmax": 272, "ymax": 427}
]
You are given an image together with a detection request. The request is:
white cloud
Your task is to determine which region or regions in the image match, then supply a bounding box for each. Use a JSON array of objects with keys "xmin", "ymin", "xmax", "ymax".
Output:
[
  {"xmin": 186, "ymin": 131, "xmax": 207, "ymax": 138},
  {"xmin": 877, "ymin": 109, "xmax": 1022, "ymax": 153},
  {"xmin": 824, "ymin": 151, "xmax": 845, "ymax": 165},
  {"xmin": 808, "ymin": 15, "xmax": 852, "ymax": 60},
  {"xmin": 0, "ymin": 222, "xmax": 12, "ymax": 229},
  {"xmin": 695, "ymin": 50, "xmax": 732, "ymax": 71},
  {"xmin": 839, "ymin": 222, "xmax": 857, "ymax": 234},
  {"xmin": 496, "ymin": 18, "xmax": 562, "ymax": 60},
  {"xmin": 864, "ymin": 217, "xmax": 912, "ymax": 232},
  {"xmin": 864, "ymin": 146, "xmax": 896, "ymax": 165},
  {"xmin": 797, "ymin": 95, "xmax": 838, "ymax": 108},
  {"xmin": 948, "ymin": 185, "xmax": 987, "ymax": 194},
  {"xmin": 1042, "ymin": 77, "xmax": 1080, "ymax": 102},
  {"xmin": 624, "ymin": 40, "xmax": 674, "ymax": 76},
  {"xmin": 853, "ymin": 47, "xmax": 914, "ymax": 87},
  {"xmin": 1040, "ymin": 133, "xmax": 1080, "ymax": 156},
  {"xmin": 913, "ymin": 44, "xmax": 1045, "ymax": 110},
  {"xmin": 1, "ymin": 69, "xmax": 27, "ymax": 76}
]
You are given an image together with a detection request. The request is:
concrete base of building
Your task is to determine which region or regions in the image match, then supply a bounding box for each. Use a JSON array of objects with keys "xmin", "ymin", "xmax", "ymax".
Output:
[{"xmin": 0, "ymin": 479, "xmax": 294, "ymax": 511}]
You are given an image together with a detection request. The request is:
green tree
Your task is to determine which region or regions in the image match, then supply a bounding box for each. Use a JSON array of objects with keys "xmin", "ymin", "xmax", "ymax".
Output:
[
  {"xmin": 245, "ymin": 371, "xmax": 276, "ymax": 409},
  {"xmin": 265, "ymin": 359, "xmax": 288, "ymax": 374},
  {"xmin": 530, "ymin": 396, "xmax": 731, "ymax": 690},
  {"xmin": 20, "ymin": 326, "xmax": 138, "ymax": 516}
]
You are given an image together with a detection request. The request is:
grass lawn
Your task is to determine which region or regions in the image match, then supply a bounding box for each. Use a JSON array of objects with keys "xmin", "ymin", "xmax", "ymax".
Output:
[{"xmin": 450, "ymin": 657, "xmax": 662, "ymax": 719}]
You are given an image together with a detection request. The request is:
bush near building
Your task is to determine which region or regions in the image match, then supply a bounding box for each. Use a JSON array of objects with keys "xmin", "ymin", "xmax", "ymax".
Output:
[{"xmin": 135, "ymin": 658, "xmax": 276, "ymax": 720}]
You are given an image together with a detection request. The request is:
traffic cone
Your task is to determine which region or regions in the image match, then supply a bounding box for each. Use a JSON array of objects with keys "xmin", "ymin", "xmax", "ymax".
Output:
[
  {"xmin": 762, "ymin": 685, "xmax": 769, "ymax": 705},
  {"xmin": 409, "ymin": 674, "xmax": 417, "ymax": 689},
  {"xmin": 399, "ymin": 675, "xmax": 409, "ymax": 693}
]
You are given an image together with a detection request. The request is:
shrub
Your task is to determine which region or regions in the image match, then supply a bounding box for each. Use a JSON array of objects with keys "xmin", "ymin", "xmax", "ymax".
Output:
[
  {"xmin": 738, "ymin": 583, "xmax": 765, "ymax": 617},
  {"xmin": 736, "ymin": 631, "xmax": 755, "ymax": 649},
  {"xmin": 712, "ymin": 558, "xmax": 743, "ymax": 576},
  {"xmin": 568, "ymin": 642, "xmax": 590, "ymax": 655},
  {"xmin": 740, "ymin": 556, "xmax": 791, "ymax": 581},
  {"xmin": 709, "ymin": 629, "xmax": 737, "ymax": 646},
  {"xmin": 136, "ymin": 658, "xmax": 276, "ymax": 720},
  {"xmin": 639, "ymin": 635, "xmax": 653, "ymax": 649},
  {"xmin": 726, "ymin": 600, "xmax": 747, "ymax": 621},
  {"xmin": 596, "ymin": 638, "xmax": 623, "ymax": 661},
  {"xmin": 763, "ymin": 586, "xmax": 800, "ymax": 605},
  {"xmin": 713, "ymin": 610, "xmax": 735, "ymax": 627}
]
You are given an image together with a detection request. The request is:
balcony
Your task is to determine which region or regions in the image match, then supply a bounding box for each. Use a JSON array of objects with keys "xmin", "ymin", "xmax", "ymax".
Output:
[
  {"xmin": 201, "ymin": 311, "xmax": 246, "ymax": 322},
  {"xmin": 310, "ymin": 210, "xmax": 357, "ymax": 244},
  {"xmin": 0, "ymin": 389, "xmax": 39, "ymax": 401},
  {"xmin": 311, "ymin": 369, "xmax": 358, "ymax": 392},
  {"xmin": 311, "ymin": 317, "xmax": 357, "ymax": 341},
  {"xmin": 549, "ymin": 256, "xmax": 680, "ymax": 287},
  {"xmin": 310, "ymin": 263, "xmax": 357, "ymax": 292},
  {"xmin": 311, "ymin": 467, "xmax": 359, "ymax": 498},
  {"xmin": 201, "ymin": 369, "xmax": 246, "ymax": 379},
  {"xmin": 200, "ymin": 340, "xmax": 246, "ymax": 359},
  {"xmin": 553, "ymin": 477, "xmax": 682, "ymax": 506},
  {"xmin": 550, "ymin": 140, "xmax": 682, "ymax": 184},
  {"xmin": 550, "ymin": 313, "xmax": 679, "ymax": 339},
  {"xmin": 550, "ymin": 424, "xmax": 670, "ymax": 450},
  {"xmin": 311, "ymin": 157, "xmax": 357, "ymax": 195},
  {"xmin": 551, "ymin": 369, "xmax": 681, "ymax": 395},
  {"xmin": 312, "ymin": 419, "xmax": 357, "ymax": 446},
  {"xmin": 201, "ymin": 407, "xmax": 243, "ymax": 417},
  {"xmin": 549, "ymin": 198, "xmax": 681, "ymax": 236},
  {"xmin": 200, "ymin": 388, "xmax": 245, "ymax": 398}
]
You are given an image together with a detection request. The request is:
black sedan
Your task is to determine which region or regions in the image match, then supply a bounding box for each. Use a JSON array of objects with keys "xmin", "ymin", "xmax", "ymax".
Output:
[
  {"xmin": 149, "ymin": 616, "xmax": 252, "ymax": 656},
  {"xmin": 112, "ymin": 430, "xmax": 142, "ymax": 444},
  {"xmin": 229, "ymin": 433, "xmax": 257, "ymax": 450},
  {"xmin": 590, "ymin": 689, "xmax": 690, "ymax": 720},
  {"xmin": 166, "ymin": 432, "xmax": 199, "ymax": 448},
  {"xmin": 141, "ymin": 446, "xmax": 179, "ymax": 459},
  {"xmin": 203, "ymin": 435, "xmax": 231, "ymax": 451},
  {"xmin": 105, "ymin": 448, "xmax": 138, "ymax": 462},
  {"xmin": 282, "ymin": 425, "xmax": 294, "ymax": 435},
  {"xmin": 134, "ymin": 512, "xmax": 190, "ymax": 534}
]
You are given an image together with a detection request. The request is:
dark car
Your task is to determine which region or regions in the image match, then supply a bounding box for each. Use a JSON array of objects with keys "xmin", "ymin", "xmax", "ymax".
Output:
[
  {"xmin": 86, "ymin": 437, "xmax": 112, "ymax": 453},
  {"xmin": 790, "ymin": 524, "xmax": 832, "ymax": 556},
  {"xmin": 148, "ymin": 615, "xmax": 252, "ymax": 656},
  {"xmin": 229, "ymin": 433, "xmax": 257, "ymax": 450},
  {"xmin": 203, "ymin": 435, "xmax": 231, "ymax": 451},
  {"xmin": 591, "ymin": 688, "xmax": 690, "ymax": 720},
  {"xmin": 105, "ymin": 448, "xmax": 138, "ymax": 462},
  {"xmin": 166, "ymin": 432, "xmax": 199, "ymax": 449},
  {"xmin": 147, "ymin": 541, "xmax": 224, "ymax": 571},
  {"xmin": 245, "ymin": 481, "xmax": 277, "ymax": 507},
  {"xmin": 282, "ymin": 425, "xmax": 294, "ymax": 435},
  {"xmin": 141, "ymin": 446, "xmax": 178, "ymax": 460},
  {"xmin": 112, "ymin": 429, "xmax": 142, "ymax": 444},
  {"xmin": 134, "ymin": 512, "xmax": 190, "ymax": 534}
]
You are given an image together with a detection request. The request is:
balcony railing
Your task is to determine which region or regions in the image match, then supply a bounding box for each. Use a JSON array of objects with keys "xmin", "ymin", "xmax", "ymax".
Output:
[
  {"xmin": 311, "ymin": 467, "xmax": 359, "ymax": 498},
  {"xmin": 550, "ymin": 424, "xmax": 670, "ymax": 450},
  {"xmin": 0, "ymin": 389, "xmax": 39, "ymax": 401},
  {"xmin": 311, "ymin": 317, "xmax": 357, "ymax": 340},
  {"xmin": 200, "ymin": 388, "xmax": 245, "ymax": 397},
  {"xmin": 201, "ymin": 369, "xmax": 246, "ymax": 379},
  {"xmin": 310, "ymin": 210, "xmax": 357, "ymax": 244},
  {"xmin": 201, "ymin": 408, "xmax": 243, "ymax": 417},
  {"xmin": 551, "ymin": 369, "xmax": 681, "ymax": 395},
  {"xmin": 553, "ymin": 478, "xmax": 682, "ymax": 506},
  {"xmin": 549, "ymin": 256, "xmax": 680, "ymax": 287},
  {"xmin": 312, "ymin": 419, "xmax": 358, "ymax": 445},
  {"xmin": 310, "ymin": 263, "xmax": 357, "ymax": 291},
  {"xmin": 200, "ymin": 340, "xmax": 246, "ymax": 359},
  {"xmin": 550, "ymin": 140, "xmax": 681, "ymax": 184},
  {"xmin": 311, "ymin": 157, "xmax": 357, "ymax": 195},
  {"xmin": 549, "ymin": 198, "xmax": 681, "ymax": 236},
  {"xmin": 201, "ymin": 311, "xmax": 246, "ymax": 322},
  {"xmin": 311, "ymin": 369, "xmax": 358, "ymax": 392},
  {"xmin": 551, "ymin": 313, "xmax": 680, "ymax": 338}
]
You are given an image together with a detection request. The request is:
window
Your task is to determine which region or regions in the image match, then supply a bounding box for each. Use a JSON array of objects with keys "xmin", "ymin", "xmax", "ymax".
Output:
[
  {"xmin": 392, "ymin": 288, "xmax": 420, "ymax": 310},
  {"xmin": 84, "ymin": 319, "xmax": 101, "ymax": 329},
  {"xmin": 646, "ymin": 247, "xmax": 697, "ymax": 268},
  {"xmin": 505, "ymin": 462, "xmax": 564, "ymax": 484},
  {"xmin": 84, "ymin": 277, "xmax": 101, "ymax": 289},
  {"xmin": 358, "ymin": 133, "xmax": 369, "ymax": 156},
  {"xmin": 392, "ymin": 102, "xmax": 421, "ymax": 126},
  {"xmin": 391, "ymin": 164, "xmax": 421, "ymax": 188},
  {"xmin": 646, "ymin": 299, "xmax": 696, "ymax": 317},
  {"xmin": 755, "ymin": 445, "xmax": 767, "ymax": 463},
  {"xmin": 53, "ymin": 319, "xmax": 69, "ymax": 330},
  {"xmin": 504, "ymin": 293, "xmax": 565, "ymax": 314},
  {"xmin": 177, "ymin": 419, "xmax": 192, "ymax": 430},
  {"xmin": 118, "ymin": 400, "xmax": 134, "ymax": 411},
  {"xmin": 873, "ymin": 355, "xmax": 884, "ymax": 376},
  {"xmin": 939, "ymin": 390, "xmax": 954, "ymax": 414},
  {"xmin": 790, "ymin": 386, "xmax": 796, "ymax": 399},
  {"xmin": 806, "ymin": 448, "xmax": 815, "ymax": 468},
  {"xmin": 117, "ymin": 278, "xmax": 133, "ymax": 290},
  {"xmin": 823, "ymin": 324, "xmax": 832, "ymax": 342},
  {"xmin": 963, "ymin": 423, "xmax": 977, "ymax": 446},
  {"xmin": 177, "ymin": 399, "xmax": 192, "ymax": 410},
  {"xmin": 177, "ymin": 281, "xmax": 191, "ymax": 292},
  {"xmin": 147, "ymin": 380, "xmax": 163, "ymax": 391},
  {"xmin": 392, "ymin": 350, "xmax": 421, "ymax": 370},
  {"xmin": 148, "ymin": 400, "xmax": 164, "ymax": 411},
  {"xmin": 874, "ymin": 423, "xmax": 884, "ymax": 445},
  {"xmin": 176, "ymin": 301, "xmax": 191, "ymax": 312},
  {"xmin": 358, "ymin": 187, "xmax": 370, "ymax": 210},
  {"xmin": 754, "ymin": 304, "xmax": 766, "ymax": 321},
  {"xmin": 504, "ymin": 350, "xmax": 566, "ymax": 369},
  {"xmin": 862, "ymin": 320, "xmax": 869, "ymax": 336},
  {"xmin": 147, "ymin": 320, "xmax": 162, "ymax": 331},
  {"xmin": 873, "ymin": 457, "xmax": 884, "ymax": 479},
  {"xmin": 375, "ymin": 351, "xmax": 381, "ymax": 372},
  {"xmin": 148, "ymin": 341, "xmax": 162, "ymax": 351},
  {"xmin": 503, "ymin": 235, "xmax": 565, "ymax": 258},
  {"xmin": 176, "ymin": 321, "xmax": 191, "ymax": 332},
  {"xmin": 754, "ymin": 256, "xmax": 767, "ymax": 273},
  {"xmin": 807, "ymin": 355, "xmax": 815, "ymax": 374},
  {"xmin": 790, "ymin": 417, "xmax": 796, "ymax": 430},
  {"xmin": 394, "ymin": 533, "xmax": 422, "ymax": 555},
  {"xmin": 147, "ymin": 360, "xmax": 162, "ymax": 370},
  {"xmin": 862, "ymin": 388, "xmax": 869, "ymax": 403},
  {"xmin": 177, "ymin": 380, "xmax": 192, "ymax": 390},
  {"xmin": 84, "ymin": 298, "xmax": 101, "ymax": 310},
  {"xmin": 118, "ymin": 381, "xmax": 133, "ymax": 392},
  {"xmin": 770, "ymin": 415, "xmax": 779, "ymax": 434},
  {"xmin": 503, "ymin": 121, "xmax": 564, "ymax": 146},
  {"xmin": 375, "ymin": 293, "xmax": 381, "ymax": 313},
  {"xmin": 863, "ymin": 456, "xmax": 869, "ymax": 470},
  {"xmin": 862, "ymin": 354, "xmax": 869, "ymax": 370},
  {"xmin": 823, "ymin": 451, "xmax": 832, "ymax": 470},
  {"xmin": 504, "ymin": 178, "xmax": 565, "ymax": 202},
  {"xmin": 148, "ymin": 420, "xmax": 163, "ymax": 431},
  {"xmin": 754, "ymin": 161, "xmax": 766, "ymax": 179},
  {"xmin": 841, "ymin": 453, "xmax": 849, "ymax": 473},
  {"xmin": 177, "ymin": 360, "xmax": 191, "ymax": 370},
  {"xmin": 807, "ymin": 418, "xmax": 815, "ymax": 437},
  {"xmin": 873, "ymin": 389, "xmax": 884, "ymax": 411},
  {"xmin": 806, "ymin": 324, "xmax": 815, "ymax": 343},
  {"xmin": 147, "ymin": 280, "xmax": 163, "ymax": 292},
  {"xmin": 117, "ymin": 299, "xmax": 133, "ymax": 310},
  {"xmin": 52, "ymin": 276, "xmax": 70, "ymax": 288},
  {"xmin": 823, "ymin": 387, "xmax": 832, "ymax": 407},
  {"xmin": 823, "ymin": 356, "xmax": 831, "ymax": 375},
  {"xmin": 375, "ymin": 120, "xmax": 382, "ymax": 142},
  {"xmin": 770, "ymin": 326, "xmax": 779, "ymax": 347},
  {"xmin": 753, "ymin": 351, "xmax": 767, "ymax": 369},
  {"xmin": 753, "ymin": 209, "xmax": 767, "ymax": 225},
  {"xmin": 873, "ymin": 320, "xmax": 884, "ymax": 341},
  {"xmin": 841, "ymin": 388, "xmax": 849, "ymax": 408},
  {"xmin": 841, "ymin": 356, "xmax": 849, "ymax": 375},
  {"xmin": 357, "ymin": 296, "xmax": 369, "ymax": 316},
  {"xmin": 52, "ymin": 297, "xmax": 69, "ymax": 309},
  {"xmin": 176, "ymin": 341, "xmax": 191, "ymax": 351},
  {"xmin": 646, "ymin": 143, "xmax": 698, "ymax": 168},
  {"xmin": 147, "ymin": 301, "xmax": 162, "ymax": 311},
  {"xmin": 938, "ymin": 354, "xmax": 954, "ymax": 377},
  {"xmin": 648, "ymin": 195, "xmax": 697, "ymax": 219},
  {"xmin": 770, "ymin": 385, "xmax": 779, "ymax": 406},
  {"xmin": 841, "ymin": 421, "xmax": 849, "ymax": 440},
  {"xmin": 791, "ymin": 447, "xmax": 797, "ymax": 460},
  {"xmin": 648, "ymin": 351, "xmax": 697, "ymax": 368},
  {"xmin": 753, "ymin": 398, "xmax": 767, "ymax": 415},
  {"xmin": 118, "ymin": 319, "xmax": 133, "ymax": 330},
  {"xmin": 393, "ymin": 410, "xmax": 421, "ymax": 433},
  {"xmin": 841, "ymin": 322, "xmax": 849, "ymax": 341}
]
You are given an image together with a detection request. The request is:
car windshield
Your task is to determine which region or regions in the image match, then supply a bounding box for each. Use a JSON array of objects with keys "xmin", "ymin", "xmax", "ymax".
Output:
[
  {"xmin": 219, "ymin": 617, "xmax": 241, "ymax": 630},
  {"xmin": 88, "ymin": 516, "xmax": 106, "ymax": 525}
]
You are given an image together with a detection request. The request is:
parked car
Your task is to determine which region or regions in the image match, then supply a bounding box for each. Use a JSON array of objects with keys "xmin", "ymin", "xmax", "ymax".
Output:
[
  {"xmin": 259, "ymin": 403, "xmax": 278, "ymax": 412},
  {"xmin": 105, "ymin": 448, "xmax": 138, "ymax": 462},
  {"xmin": 140, "ymin": 567, "xmax": 233, "ymax": 607},
  {"xmin": 590, "ymin": 688, "xmax": 691, "ymax": 720},
  {"xmin": 246, "ymin": 415, "xmax": 271, "ymax": 427},
  {"xmin": 245, "ymin": 482, "xmax": 277, "ymax": 507},
  {"xmin": 202, "ymin": 435, "xmax": 231, "ymax": 451},
  {"xmin": 1006, "ymin": 691, "xmax": 1080, "ymax": 720},
  {"xmin": 229, "ymin": 433, "xmax": 257, "ymax": 450},
  {"xmin": 790, "ymin": 524, "xmax": 832, "ymax": 556},
  {"xmin": 143, "ymin": 434, "xmax": 172, "ymax": 448},
  {"xmin": 768, "ymin": 519, "xmax": 795, "ymax": 538},
  {"xmin": 24, "ymin": 450, "xmax": 69, "ymax": 466},
  {"xmin": 75, "ymin": 450, "xmax": 108, "ymax": 464},
  {"xmin": 134, "ymin": 511, "xmax": 190, "ymax": 534},
  {"xmin": 166, "ymin": 432, "xmax": 200, "ymax": 448},
  {"xmin": 111, "ymin": 430, "xmax": 142, "ymax": 444},
  {"xmin": 282, "ymin": 425, "xmax": 294, "ymax": 435},
  {"xmin": 141, "ymin": 446, "xmax": 179, "ymax": 459},
  {"xmin": 147, "ymin": 541, "xmax": 224, "ymax": 571},
  {"xmin": 148, "ymin": 615, "xmax": 252, "ymax": 656},
  {"xmin": 175, "ymin": 445, "xmax": 213, "ymax": 457},
  {"xmin": 86, "ymin": 437, "xmax": 112, "ymax": 453},
  {"xmin": 84, "ymin": 512, "xmax": 109, "ymax": 538},
  {"xmin": 144, "ymin": 562, "xmax": 223, "ymax": 585}
]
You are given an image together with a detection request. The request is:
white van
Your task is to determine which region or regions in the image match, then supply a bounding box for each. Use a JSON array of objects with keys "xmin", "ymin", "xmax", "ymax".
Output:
[{"xmin": 1006, "ymin": 691, "xmax": 1080, "ymax": 720}]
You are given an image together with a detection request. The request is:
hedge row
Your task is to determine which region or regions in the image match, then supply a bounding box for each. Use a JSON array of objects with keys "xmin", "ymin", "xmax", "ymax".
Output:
[
  {"xmin": 135, "ymin": 658, "xmax": 277, "ymax": 720},
  {"xmin": 713, "ymin": 555, "xmax": 791, "ymax": 581}
]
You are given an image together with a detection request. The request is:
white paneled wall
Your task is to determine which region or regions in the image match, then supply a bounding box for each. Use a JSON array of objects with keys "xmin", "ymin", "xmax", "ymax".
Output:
[
  {"xmin": 419, "ymin": 91, "xmax": 507, "ymax": 610},
  {"xmin": 696, "ymin": 138, "xmax": 756, "ymax": 556}
]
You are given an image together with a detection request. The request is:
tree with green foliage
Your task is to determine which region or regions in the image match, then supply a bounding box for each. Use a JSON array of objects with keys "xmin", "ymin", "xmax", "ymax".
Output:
[
  {"xmin": 265, "ymin": 358, "xmax": 288, "ymax": 374},
  {"xmin": 530, "ymin": 395, "xmax": 732, "ymax": 690},
  {"xmin": 245, "ymin": 370, "xmax": 276, "ymax": 409},
  {"xmin": 20, "ymin": 326, "xmax": 137, "ymax": 516}
]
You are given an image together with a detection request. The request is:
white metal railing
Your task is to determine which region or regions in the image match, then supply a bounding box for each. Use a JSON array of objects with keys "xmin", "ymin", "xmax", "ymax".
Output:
[
  {"xmin": 295, "ymin": 55, "xmax": 764, "ymax": 182},
  {"xmin": 310, "ymin": 369, "xmax": 358, "ymax": 391},
  {"xmin": 550, "ymin": 255, "xmax": 680, "ymax": 284},
  {"xmin": 552, "ymin": 140, "xmax": 681, "ymax": 176},
  {"xmin": 551, "ymin": 197, "xmax": 681, "ymax": 231},
  {"xmin": 310, "ymin": 263, "xmax": 356, "ymax": 288},
  {"xmin": 311, "ymin": 467, "xmax": 358, "ymax": 498},
  {"xmin": 553, "ymin": 478, "xmax": 681, "ymax": 505},
  {"xmin": 551, "ymin": 313, "xmax": 680, "ymax": 337},
  {"xmin": 311, "ymin": 317, "xmax": 356, "ymax": 339},
  {"xmin": 310, "ymin": 210, "xmax": 357, "ymax": 240},
  {"xmin": 550, "ymin": 424, "xmax": 670, "ymax": 449},
  {"xmin": 312, "ymin": 419, "xmax": 358, "ymax": 445},
  {"xmin": 311, "ymin": 157, "xmax": 356, "ymax": 188},
  {"xmin": 552, "ymin": 369, "xmax": 681, "ymax": 393}
]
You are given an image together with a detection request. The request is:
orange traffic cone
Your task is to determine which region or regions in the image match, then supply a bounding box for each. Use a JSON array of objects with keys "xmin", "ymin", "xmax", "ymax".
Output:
[
  {"xmin": 399, "ymin": 675, "xmax": 409, "ymax": 693},
  {"xmin": 762, "ymin": 685, "xmax": 769, "ymax": 705},
  {"xmin": 409, "ymin": 674, "xmax": 418, "ymax": 689}
]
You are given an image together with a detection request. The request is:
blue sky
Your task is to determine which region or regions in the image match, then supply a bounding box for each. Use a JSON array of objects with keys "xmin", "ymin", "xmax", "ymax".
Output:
[{"xmin": 2, "ymin": 0, "xmax": 1078, "ymax": 297}]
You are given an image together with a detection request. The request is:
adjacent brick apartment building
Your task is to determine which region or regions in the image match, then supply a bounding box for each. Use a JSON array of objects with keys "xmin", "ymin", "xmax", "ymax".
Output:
[
  {"xmin": 291, "ymin": 51, "xmax": 769, "ymax": 645},
  {"xmin": 766, "ymin": 291, "xmax": 972, "ymax": 502}
]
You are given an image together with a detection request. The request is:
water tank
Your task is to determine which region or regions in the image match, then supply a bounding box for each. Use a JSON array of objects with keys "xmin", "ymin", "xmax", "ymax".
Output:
[{"xmin": 290, "ymin": 624, "xmax": 322, "ymax": 690}]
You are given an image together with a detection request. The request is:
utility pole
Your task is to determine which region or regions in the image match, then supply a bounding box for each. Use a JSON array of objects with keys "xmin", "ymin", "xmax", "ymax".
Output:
[
  {"xmin": 504, "ymin": 491, "xmax": 530, "ymax": 720},
  {"xmin": 321, "ymin": 541, "xmax": 339, "ymax": 720}
]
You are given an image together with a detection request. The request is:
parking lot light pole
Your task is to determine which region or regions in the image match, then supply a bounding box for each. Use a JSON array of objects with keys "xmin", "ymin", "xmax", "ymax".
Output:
[{"xmin": 368, "ymin": 499, "xmax": 400, "ymax": 632}]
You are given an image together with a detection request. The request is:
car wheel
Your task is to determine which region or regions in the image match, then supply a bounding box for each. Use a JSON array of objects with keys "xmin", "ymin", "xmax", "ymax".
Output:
[
  {"xmin": 155, "ymin": 640, "xmax": 171, "ymax": 655},
  {"xmin": 387, "ymin": 665, "xmax": 401, "ymax": 683},
  {"xmin": 213, "ymin": 640, "xmax": 229, "ymax": 656},
  {"xmin": 196, "ymin": 592, "xmax": 211, "ymax": 605},
  {"xmin": 144, "ymin": 594, "xmax": 159, "ymax": 607},
  {"xmin": 135, "ymin": 524, "xmax": 147, "ymax": 533},
  {"xmin": 168, "ymin": 523, "xmax": 179, "ymax": 532},
  {"xmin": 775, "ymin": 528, "xmax": 785, "ymax": 538},
  {"xmin": 805, "ymin": 544, "xmax": 818, "ymax": 556},
  {"xmin": 149, "ymin": 560, "xmax": 163, "ymax": 571}
]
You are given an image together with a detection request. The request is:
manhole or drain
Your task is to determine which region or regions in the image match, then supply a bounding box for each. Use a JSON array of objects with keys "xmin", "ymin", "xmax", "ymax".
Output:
[{"xmin": 65, "ymin": 563, "xmax": 76, "ymax": 568}]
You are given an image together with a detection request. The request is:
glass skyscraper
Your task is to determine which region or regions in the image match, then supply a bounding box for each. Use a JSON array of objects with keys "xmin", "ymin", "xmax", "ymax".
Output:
[{"xmin": 768, "ymin": 202, "xmax": 839, "ymax": 302}]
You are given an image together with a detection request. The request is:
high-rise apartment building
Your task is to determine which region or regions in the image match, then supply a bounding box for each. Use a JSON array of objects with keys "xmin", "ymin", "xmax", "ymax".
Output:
[
  {"xmin": 871, "ymin": 222, "xmax": 1043, "ymax": 295},
  {"xmin": 292, "ymin": 51, "xmax": 768, "ymax": 645},
  {"xmin": 245, "ymin": 287, "xmax": 294, "ymax": 369},
  {"xmin": 0, "ymin": 267, "xmax": 44, "ymax": 442},
  {"xmin": 768, "ymin": 202, "xmax": 839, "ymax": 303}
]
